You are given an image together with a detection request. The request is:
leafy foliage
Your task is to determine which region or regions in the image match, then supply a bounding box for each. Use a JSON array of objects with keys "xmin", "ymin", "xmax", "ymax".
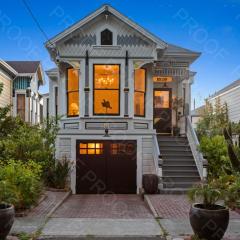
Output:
[
  {"xmin": 199, "ymin": 135, "xmax": 230, "ymax": 179},
  {"xmin": 0, "ymin": 160, "xmax": 42, "ymax": 210},
  {"xmin": 188, "ymin": 182, "xmax": 221, "ymax": 208},
  {"xmin": 196, "ymin": 98, "xmax": 228, "ymax": 139},
  {"xmin": 46, "ymin": 157, "xmax": 71, "ymax": 189}
]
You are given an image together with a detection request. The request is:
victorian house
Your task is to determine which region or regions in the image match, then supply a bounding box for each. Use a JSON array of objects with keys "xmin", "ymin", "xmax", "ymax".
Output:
[
  {"xmin": 0, "ymin": 60, "xmax": 45, "ymax": 124},
  {"xmin": 45, "ymin": 5, "xmax": 207, "ymax": 194}
]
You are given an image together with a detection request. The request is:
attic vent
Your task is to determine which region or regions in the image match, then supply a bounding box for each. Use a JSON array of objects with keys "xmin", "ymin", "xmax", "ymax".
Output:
[{"xmin": 101, "ymin": 29, "xmax": 113, "ymax": 45}]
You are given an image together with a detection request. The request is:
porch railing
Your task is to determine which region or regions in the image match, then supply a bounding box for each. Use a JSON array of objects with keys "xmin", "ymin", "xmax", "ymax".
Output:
[
  {"xmin": 186, "ymin": 116, "xmax": 208, "ymax": 180},
  {"xmin": 153, "ymin": 134, "xmax": 163, "ymax": 179}
]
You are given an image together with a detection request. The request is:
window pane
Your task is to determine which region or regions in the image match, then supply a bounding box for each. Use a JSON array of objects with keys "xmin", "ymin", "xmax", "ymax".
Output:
[
  {"xmin": 134, "ymin": 69, "xmax": 146, "ymax": 92},
  {"xmin": 94, "ymin": 90, "xmax": 119, "ymax": 115},
  {"xmin": 94, "ymin": 65, "xmax": 119, "ymax": 89},
  {"xmin": 68, "ymin": 68, "xmax": 79, "ymax": 91},
  {"xmin": 68, "ymin": 92, "xmax": 79, "ymax": 116},
  {"xmin": 101, "ymin": 29, "xmax": 113, "ymax": 45},
  {"xmin": 134, "ymin": 92, "xmax": 145, "ymax": 116},
  {"xmin": 154, "ymin": 91, "xmax": 170, "ymax": 109}
]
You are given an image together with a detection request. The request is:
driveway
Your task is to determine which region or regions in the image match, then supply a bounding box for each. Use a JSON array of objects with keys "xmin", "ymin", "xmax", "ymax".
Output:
[
  {"xmin": 52, "ymin": 194, "xmax": 153, "ymax": 219},
  {"xmin": 39, "ymin": 194, "xmax": 164, "ymax": 239}
]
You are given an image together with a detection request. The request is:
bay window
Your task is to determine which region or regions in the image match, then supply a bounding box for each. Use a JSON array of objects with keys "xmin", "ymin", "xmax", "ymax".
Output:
[
  {"xmin": 67, "ymin": 68, "xmax": 79, "ymax": 117},
  {"xmin": 93, "ymin": 65, "xmax": 120, "ymax": 115},
  {"xmin": 134, "ymin": 69, "xmax": 146, "ymax": 117}
]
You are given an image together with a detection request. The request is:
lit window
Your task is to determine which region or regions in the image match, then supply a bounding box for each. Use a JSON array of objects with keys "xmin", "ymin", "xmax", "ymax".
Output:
[
  {"xmin": 101, "ymin": 29, "xmax": 113, "ymax": 45},
  {"xmin": 110, "ymin": 143, "xmax": 135, "ymax": 155},
  {"xmin": 134, "ymin": 69, "xmax": 146, "ymax": 117},
  {"xmin": 154, "ymin": 91, "xmax": 170, "ymax": 109},
  {"xmin": 79, "ymin": 143, "xmax": 103, "ymax": 155},
  {"xmin": 67, "ymin": 68, "xmax": 79, "ymax": 117},
  {"xmin": 93, "ymin": 65, "xmax": 120, "ymax": 115}
]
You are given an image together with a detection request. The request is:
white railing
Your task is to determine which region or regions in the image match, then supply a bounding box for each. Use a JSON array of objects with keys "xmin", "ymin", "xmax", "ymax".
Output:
[
  {"xmin": 186, "ymin": 116, "xmax": 207, "ymax": 180},
  {"xmin": 153, "ymin": 134, "xmax": 162, "ymax": 177}
]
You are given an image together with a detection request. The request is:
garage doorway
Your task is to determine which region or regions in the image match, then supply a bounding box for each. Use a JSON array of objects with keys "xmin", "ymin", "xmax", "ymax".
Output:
[{"xmin": 76, "ymin": 140, "xmax": 137, "ymax": 194}]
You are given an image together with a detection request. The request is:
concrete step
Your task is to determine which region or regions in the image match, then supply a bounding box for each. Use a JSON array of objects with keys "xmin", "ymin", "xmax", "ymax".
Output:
[
  {"xmin": 163, "ymin": 176, "xmax": 200, "ymax": 182},
  {"xmin": 159, "ymin": 188, "xmax": 188, "ymax": 194},
  {"xmin": 163, "ymin": 165, "xmax": 198, "ymax": 171},
  {"xmin": 158, "ymin": 142, "xmax": 190, "ymax": 147},
  {"xmin": 160, "ymin": 149, "xmax": 192, "ymax": 154},
  {"xmin": 163, "ymin": 170, "xmax": 199, "ymax": 177},
  {"xmin": 158, "ymin": 136, "xmax": 188, "ymax": 143},
  {"xmin": 163, "ymin": 181, "xmax": 199, "ymax": 188},
  {"xmin": 161, "ymin": 152, "xmax": 194, "ymax": 160}
]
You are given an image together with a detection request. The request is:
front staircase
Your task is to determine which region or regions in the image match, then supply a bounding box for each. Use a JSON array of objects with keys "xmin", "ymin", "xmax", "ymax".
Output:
[{"xmin": 158, "ymin": 135, "xmax": 201, "ymax": 193}]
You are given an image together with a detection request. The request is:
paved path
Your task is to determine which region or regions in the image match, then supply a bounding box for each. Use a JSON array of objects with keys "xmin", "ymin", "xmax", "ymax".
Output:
[
  {"xmin": 11, "ymin": 191, "xmax": 69, "ymax": 235},
  {"xmin": 52, "ymin": 194, "xmax": 153, "ymax": 219},
  {"xmin": 39, "ymin": 194, "xmax": 164, "ymax": 239},
  {"xmin": 39, "ymin": 218, "xmax": 163, "ymax": 239},
  {"xmin": 147, "ymin": 194, "xmax": 240, "ymax": 240}
]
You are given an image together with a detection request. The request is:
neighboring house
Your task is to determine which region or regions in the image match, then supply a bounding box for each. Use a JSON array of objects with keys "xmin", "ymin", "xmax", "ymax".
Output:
[
  {"xmin": 191, "ymin": 79, "xmax": 240, "ymax": 127},
  {"xmin": 0, "ymin": 60, "xmax": 17, "ymax": 111},
  {"xmin": 0, "ymin": 60, "xmax": 45, "ymax": 124},
  {"xmin": 45, "ymin": 5, "xmax": 204, "ymax": 194},
  {"xmin": 190, "ymin": 105, "xmax": 205, "ymax": 129},
  {"xmin": 209, "ymin": 79, "xmax": 240, "ymax": 123}
]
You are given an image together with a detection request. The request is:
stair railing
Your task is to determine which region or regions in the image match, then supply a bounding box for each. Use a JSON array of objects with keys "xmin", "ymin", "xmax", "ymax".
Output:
[
  {"xmin": 153, "ymin": 134, "xmax": 163, "ymax": 181},
  {"xmin": 186, "ymin": 116, "xmax": 208, "ymax": 180}
]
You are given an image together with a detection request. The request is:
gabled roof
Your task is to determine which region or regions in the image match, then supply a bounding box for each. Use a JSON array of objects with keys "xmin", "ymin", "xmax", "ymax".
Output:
[
  {"xmin": 45, "ymin": 4, "xmax": 168, "ymax": 49},
  {"xmin": 166, "ymin": 44, "xmax": 200, "ymax": 56},
  {"xmin": 0, "ymin": 60, "xmax": 18, "ymax": 78},
  {"xmin": 6, "ymin": 61, "xmax": 40, "ymax": 74},
  {"xmin": 3, "ymin": 61, "xmax": 45, "ymax": 85},
  {"xmin": 191, "ymin": 105, "xmax": 205, "ymax": 116},
  {"xmin": 209, "ymin": 79, "xmax": 240, "ymax": 99}
]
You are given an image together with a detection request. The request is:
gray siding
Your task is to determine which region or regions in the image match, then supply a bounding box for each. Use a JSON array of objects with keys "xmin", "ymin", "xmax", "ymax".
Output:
[
  {"xmin": 210, "ymin": 86, "xmax": 240, "ymax": 123},
  {"xmin": 142, "ymin": 137, "xmax": 155, "ymax": 174}
]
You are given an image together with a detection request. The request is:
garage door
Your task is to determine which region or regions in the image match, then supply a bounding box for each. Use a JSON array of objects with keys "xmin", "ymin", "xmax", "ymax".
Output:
[{"xmin": 76, "ymin": 140, "xmax": 137, "ymax": 194}]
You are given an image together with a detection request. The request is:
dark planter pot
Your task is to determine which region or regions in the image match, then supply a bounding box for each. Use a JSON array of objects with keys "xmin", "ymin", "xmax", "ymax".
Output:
[
  {"xmin": 0, "ymin": 204, "xmax": 15, "ymax": 240},
  {"xmin": 189, "ymin": 203, "xmax": 229, "ymax": 240},
  {"xmin": 173, "ymin": 127, "xmax": 180, "ymax": 136},
  {"xmin": 142, "ymin": 174, "xmax": 159, "ymax": 194}
]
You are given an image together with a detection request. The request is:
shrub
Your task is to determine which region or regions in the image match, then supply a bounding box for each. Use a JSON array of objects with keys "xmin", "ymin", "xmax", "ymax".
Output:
[
  {"xmin": 46, "ymin": 157, "xmax": 71, "ymax": 189},
  {"xmin": 199, "ymin": 135, "xmax": 230, "ymax": 179},
  {"xmin": 0, "ymin": 160, "xmax": 42, "ymax": 210}
]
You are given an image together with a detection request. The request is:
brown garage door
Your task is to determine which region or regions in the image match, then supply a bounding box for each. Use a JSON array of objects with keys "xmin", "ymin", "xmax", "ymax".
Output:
[{"xmin": 76, "ymin": 140, "xmax": 137, "ymax": 194}]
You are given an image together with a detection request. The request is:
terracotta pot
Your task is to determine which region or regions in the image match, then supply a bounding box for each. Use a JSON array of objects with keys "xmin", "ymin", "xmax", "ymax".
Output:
[
  {"xmin": 0, "ymin": 204, "xmax": 15, "ymax": 240},
  {"xmin": 189, "ymin": 203, "xmax": 229, "ymax": 240},
  {"xmin": 142, "ymin": 174, "xmax": 159, "ymax": 194}
]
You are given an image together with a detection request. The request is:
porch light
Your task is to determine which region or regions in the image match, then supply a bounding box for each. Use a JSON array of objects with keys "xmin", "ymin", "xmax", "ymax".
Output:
[{"xmin": 103, "ymin": 123, "xmax": 110, "ymax": 137}]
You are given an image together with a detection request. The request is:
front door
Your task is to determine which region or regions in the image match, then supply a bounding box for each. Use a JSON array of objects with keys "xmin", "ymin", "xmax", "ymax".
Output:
[
  {"xmin": 153, "ymin": 89, "xmax": 172, "ymax": 134},
  {"xmin": 76, "ymin": 140, "xmax": 137, "ymax": 194}
]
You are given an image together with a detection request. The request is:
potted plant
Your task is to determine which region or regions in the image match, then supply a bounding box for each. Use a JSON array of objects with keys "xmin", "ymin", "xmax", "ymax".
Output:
[
  {"xmin": 142, "ymin": 174, "xmax": 159, "ymax": 194},
  {"xmin": 172, "ymin": 97, "xmax": 183, "ymax": 136},
  {"xmin": 0, "ymin": 182, "xmax": 15, "ymax": 240},
  {"xmin": 188, "ymin": 182, "xmax": 230, "ymax": 240}
]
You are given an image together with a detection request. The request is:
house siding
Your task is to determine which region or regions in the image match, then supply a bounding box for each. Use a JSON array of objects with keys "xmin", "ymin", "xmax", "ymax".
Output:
[
  {"xmin": 0, "ymin": 71, "xmax": 12, "ymax": 108},
  {"xmin": 210, "ymin": 86, "xmax": 240, "ymax": 123},
  {"xmin": 56, "ymin": 138, "xmax": 71, "ymax": 160},
  {"xmin": 142, "ymin": 137, "xmax": 155, "ymax": 174}
]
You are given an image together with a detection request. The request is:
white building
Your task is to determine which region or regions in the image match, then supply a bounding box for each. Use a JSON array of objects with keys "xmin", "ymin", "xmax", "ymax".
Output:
[{"xmin": 45, "ymin": 5, "xmax": 205, "ymax": 194}]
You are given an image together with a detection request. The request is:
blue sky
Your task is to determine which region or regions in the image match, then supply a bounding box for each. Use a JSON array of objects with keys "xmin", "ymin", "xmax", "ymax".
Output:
[{"xmin": 0, "ymin": 0, "xmax": 240, "ymax": 107}]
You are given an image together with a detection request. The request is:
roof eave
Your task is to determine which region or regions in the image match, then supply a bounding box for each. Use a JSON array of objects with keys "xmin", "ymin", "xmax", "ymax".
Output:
[
  {"xmin": 45, "ymin": 4, "xmax": 168, "ymax": 49},
  {"xmin": 0, "ymin": 60, "xmax": 18, "ymax": 77}
]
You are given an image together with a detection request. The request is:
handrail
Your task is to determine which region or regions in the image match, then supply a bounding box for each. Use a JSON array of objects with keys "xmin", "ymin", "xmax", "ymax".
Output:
[
  {"xmin": 186, "ymin": 116, "xmax": 207, "ymax": 179},
  {"xmin": 153, "ymin": 134, "xmax": 161, "ymax": 174}
]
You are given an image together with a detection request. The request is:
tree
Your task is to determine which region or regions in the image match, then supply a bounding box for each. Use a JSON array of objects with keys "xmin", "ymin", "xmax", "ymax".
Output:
[{"xmin": 196, "ymin": 98, "xmax": 229, "ymax": 139}]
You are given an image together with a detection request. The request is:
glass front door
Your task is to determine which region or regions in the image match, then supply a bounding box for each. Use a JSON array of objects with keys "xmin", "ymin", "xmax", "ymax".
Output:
[{"xmin": 153, "ymin": 89, "xmax": 172, "ymax": 134}]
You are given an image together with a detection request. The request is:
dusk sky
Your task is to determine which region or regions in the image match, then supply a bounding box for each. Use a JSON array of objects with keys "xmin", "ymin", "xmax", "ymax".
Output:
[{"xmin": 0, "ymin": 0, "xmax": 240, "ymax": 108}]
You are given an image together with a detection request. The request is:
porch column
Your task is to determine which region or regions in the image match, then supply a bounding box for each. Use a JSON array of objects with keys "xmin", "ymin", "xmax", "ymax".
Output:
[
  {"xmin": 124, "ymin": 51, "xmax": 129, "ymax": 117},
  {"xmin": 84, "ymin": 51, "xmax": 89, "ymax": 117}
]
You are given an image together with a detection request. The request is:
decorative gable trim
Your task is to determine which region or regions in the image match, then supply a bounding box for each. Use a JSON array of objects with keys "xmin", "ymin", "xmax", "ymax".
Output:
[{"xmin": 46, "ymin": 4, "xmax": 167, "ymax": 49}]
